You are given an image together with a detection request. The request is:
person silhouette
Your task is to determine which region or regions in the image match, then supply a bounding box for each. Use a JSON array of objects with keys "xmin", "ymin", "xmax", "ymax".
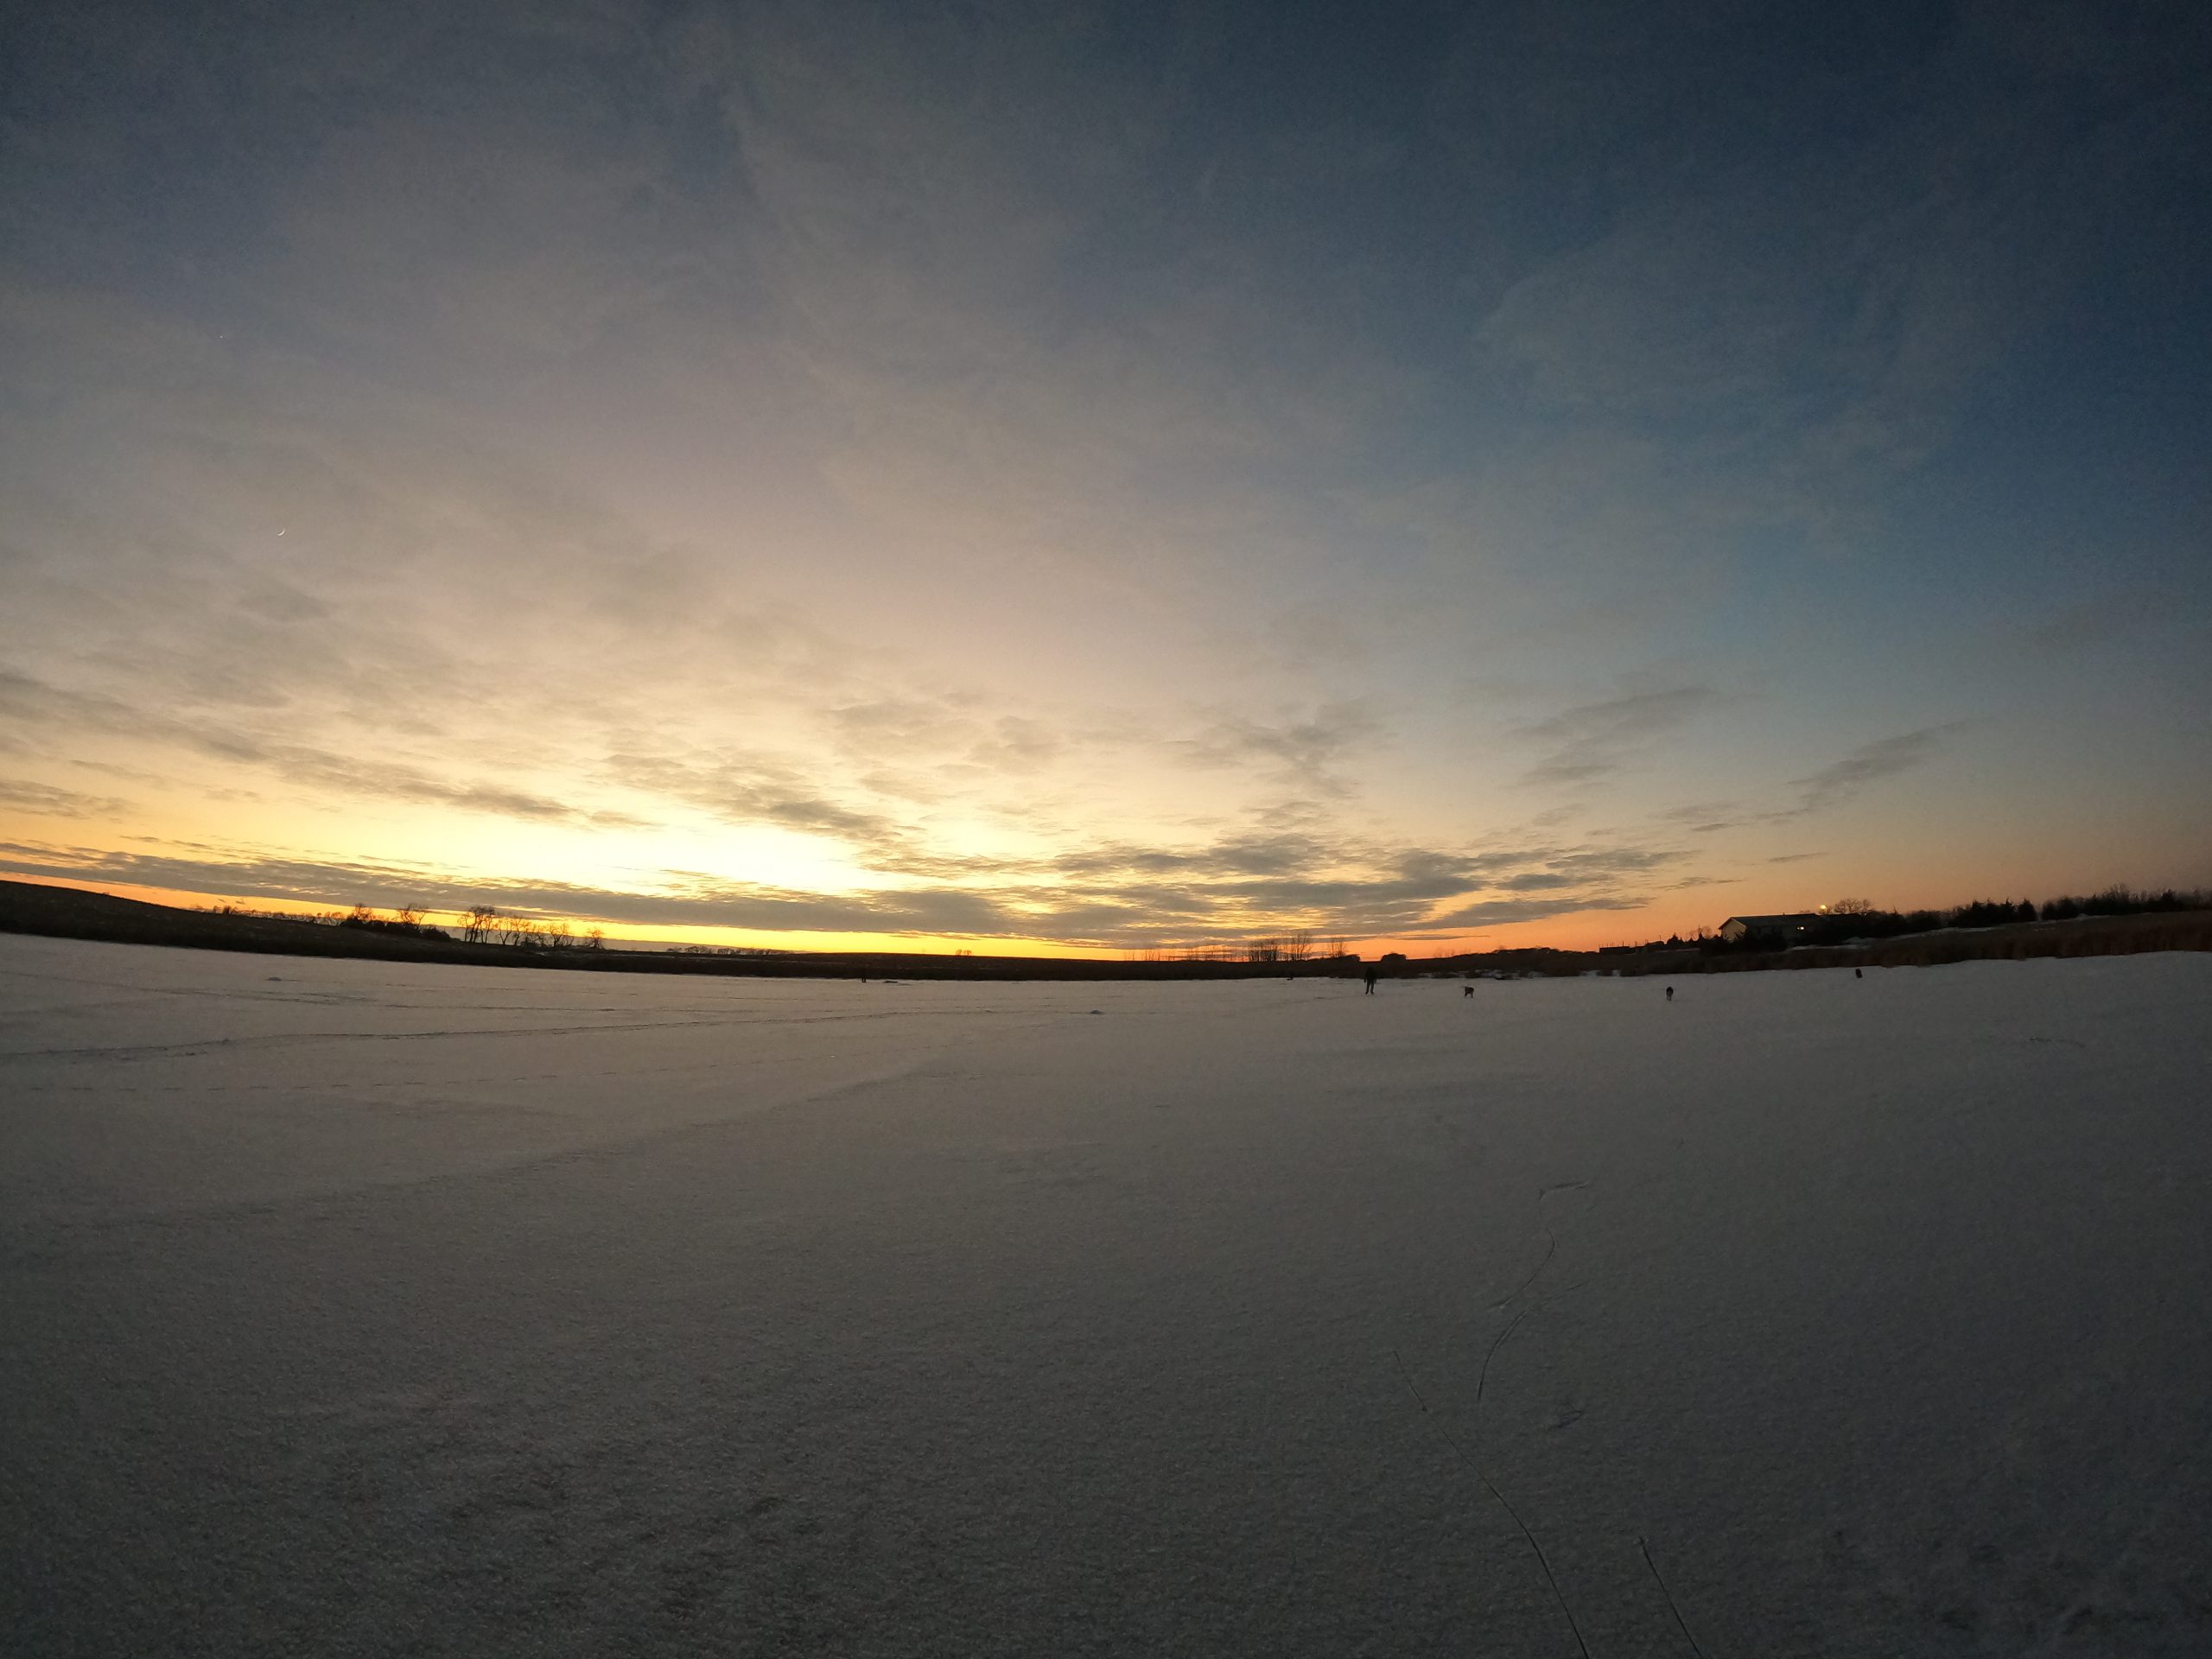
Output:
[
  {"xmin": 1665, "ymin": 985, "xmax": 1674, "ymax": 1002},
  {"xmin": 1363, "ymin": 966, "xmax": 1378, "ymax": 995}
]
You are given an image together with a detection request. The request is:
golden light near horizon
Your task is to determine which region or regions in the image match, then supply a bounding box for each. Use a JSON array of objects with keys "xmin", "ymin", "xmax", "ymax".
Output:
[{"xmin": 430, "ymin": 814, "xmax": 885, "ymax": 906}]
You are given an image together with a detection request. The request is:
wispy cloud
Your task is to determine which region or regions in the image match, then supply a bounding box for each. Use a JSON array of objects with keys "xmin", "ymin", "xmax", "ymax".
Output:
[
  {"xmin": 1653, "ymin": 725, "xmax": 1959, "ymax": 838},
  {"xmin": 1519, "ymin": 684, "xmax": 1719, "ymax": 787},
  {"xmin": 0, "ymin": 779, "xmax": 129, "ymax": 818},
  {"xmin": 1426, "ymin": 893, "xmax": 1644, "ymax": 929},
  {"xmin": 2023, "ymin": 588, "xmax": 2176, "ymax": 652},
  {"xmin": 0, "ymin": 667, "xmax": 644, "ymax": 829},
  {"xmin": 1656, "ymin": 800, "xmax": 1745, "ymax": 836},
  {"xmin": 1169, "ymin": 702, "xmax": 1383, "ymax": 799},
  {"xmin": 1789, "ymin": 726, "xmax": 1953, "ymax": 816}
]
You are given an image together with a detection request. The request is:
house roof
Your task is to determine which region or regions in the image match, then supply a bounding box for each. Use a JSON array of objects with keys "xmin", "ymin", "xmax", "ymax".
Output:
[{"xmin": 1720, "ymin": 912, "xmax": 1824, "ymax": 927}]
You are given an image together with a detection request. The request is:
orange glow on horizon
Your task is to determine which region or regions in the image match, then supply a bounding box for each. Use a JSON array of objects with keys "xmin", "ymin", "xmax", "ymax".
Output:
[
  {"xmin": 2, "ymin": 874, "xmax": 1141, "ymax": 961},
  {"xmin": 3, "ymin": 870, "xmax": 1725, "ymax": 962},
  {"xmin": 18, "ymin": 869, "xmax": 2164, "ymax": 964}
]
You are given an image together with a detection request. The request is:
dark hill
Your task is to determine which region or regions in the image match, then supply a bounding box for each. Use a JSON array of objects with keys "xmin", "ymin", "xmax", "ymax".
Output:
[{"xmin": 0, "ymin": 880, "xmax": 1348, "ymax": 982}]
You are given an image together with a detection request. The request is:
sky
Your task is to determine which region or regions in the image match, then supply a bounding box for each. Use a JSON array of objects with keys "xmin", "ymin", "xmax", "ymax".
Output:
[{"xmin": 2, "ymin": 0, "xmax": 2208, "ymax": 957}]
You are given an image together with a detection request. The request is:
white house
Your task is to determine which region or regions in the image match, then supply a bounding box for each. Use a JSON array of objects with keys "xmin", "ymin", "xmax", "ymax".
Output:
[{"xmin": 1717, "ymin": 912, "xmax": 1825, "ymax": 944}]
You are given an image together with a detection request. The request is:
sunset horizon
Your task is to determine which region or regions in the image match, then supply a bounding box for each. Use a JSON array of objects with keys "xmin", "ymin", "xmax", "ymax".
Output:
[
  {"xmin": 5, "ymin": 1, "xmax": 2207, "ymax": 966},
  {"xmin": 6, "ymin": 866, "xmax": 2205, "ymax": 964}
]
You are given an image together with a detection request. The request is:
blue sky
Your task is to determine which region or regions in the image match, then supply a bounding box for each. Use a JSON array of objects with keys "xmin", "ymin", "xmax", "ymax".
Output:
[{"xmin": 2, "ymin": 0, "xmax": 2207, "ymax": 951}]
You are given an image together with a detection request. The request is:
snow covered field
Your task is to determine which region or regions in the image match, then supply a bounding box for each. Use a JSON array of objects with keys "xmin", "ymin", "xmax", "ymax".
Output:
[{"xmin": 3, "ymin": 933, "xmax": 2209, "ymax": 1657}]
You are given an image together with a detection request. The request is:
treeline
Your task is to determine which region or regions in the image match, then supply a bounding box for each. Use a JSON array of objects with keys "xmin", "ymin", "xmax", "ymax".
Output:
[
  {"xmin": 450, "ymin": 905, "xmax": 604, "ymax": 950},
  {"xmin": 2036, "ymin": 885, "xmax": 2209, "ymax": 922},
  {"xmin": 203, "ymin": 899, "xmax": 455, "ymax": 940},
  {"xmin": 1130, "ymin": 931, "xmax": 1354, "ymax": 963},
  {"xmin": 336, "ymin": 903, "xmax": 451, "ymax": 942},
  {"xmin": 1700, "ymin": 885, "xmax": 2210, "ymax": 956},
  {"xmin": 1678, "ymin": 908, "xmax": 2212, "ymax": 975},
  {"xmin": 301, "ymin": 902, "xmax": 607, "ymax": 950}
]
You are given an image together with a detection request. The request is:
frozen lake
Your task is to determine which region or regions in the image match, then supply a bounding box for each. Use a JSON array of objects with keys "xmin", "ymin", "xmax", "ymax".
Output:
[{"xmin": 3, "ymin": 933, "xmax": 2209, "ymax": 1656}]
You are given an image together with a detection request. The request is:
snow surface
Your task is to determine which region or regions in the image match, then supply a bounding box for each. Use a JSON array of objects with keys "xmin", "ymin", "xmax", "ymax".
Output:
[{"xmin": 3, "ymin": 933, "xmax": 2209, "ymax": 1657}]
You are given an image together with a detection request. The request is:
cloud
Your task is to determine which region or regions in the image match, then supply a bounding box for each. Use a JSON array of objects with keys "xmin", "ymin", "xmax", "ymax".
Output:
[
  {"xmin": 0, "ymin": 666, "xmax": 640, "ymax": 829},
  {"xmin": 0, "ymin": 836, "xmax": 1020, "ymax": 938},
  {"xmin": 966, "ymin": 715, "xmax": 1065, "ymax": 774},
  {"xmin": 1027, "ymin": 825, "xmax": 1694, "ymax": 943},
  {"xmin": 0, "ymin": 804, "xmax": 1705, "ymax": 950},
  {"xmin": 1789, "ymin": 726, "xmax": 1952, "ymax": 815},
  {"xmin": 1169, "ymin": 702, "xmax": 1383, "ymax": 798},
  {"xmin": 1655, "ymin": 724, "xmax": 1957, "ymax": 836},
  {"xmin": 0, "ymin": 779, "xmax": 128, "ymax": 818},
  {"xmin": 1519, "ymin": 684, "xmax": 1719, "ymax": 787},
  {"xmin": 601, "ymin": 747, "xmax": 902, "ymax": 843},
  {"xmin": 1478, "ymin": 190, "xmax": 1834, "ymax": 423},
  {"xmin": 1656, "ymin": 799, "xmax": 1751, "ymax": 835},
  {"xmin": 1051, "ymin": 830, "xmax": 1333, "ymax": 883},
  {"xmin": 1425, "ymin": 893, "xmax": 1644, "ymax": 929},
  {"xmin": 2023, "ymin": 588, "xmax": 2177, "ymax": 652}
]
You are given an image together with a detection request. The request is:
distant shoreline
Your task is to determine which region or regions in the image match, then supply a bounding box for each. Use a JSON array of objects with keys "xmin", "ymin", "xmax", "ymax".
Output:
[{"xmin": 3, "ymin": 879, "xmax": 2207, "ymax": 982}]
